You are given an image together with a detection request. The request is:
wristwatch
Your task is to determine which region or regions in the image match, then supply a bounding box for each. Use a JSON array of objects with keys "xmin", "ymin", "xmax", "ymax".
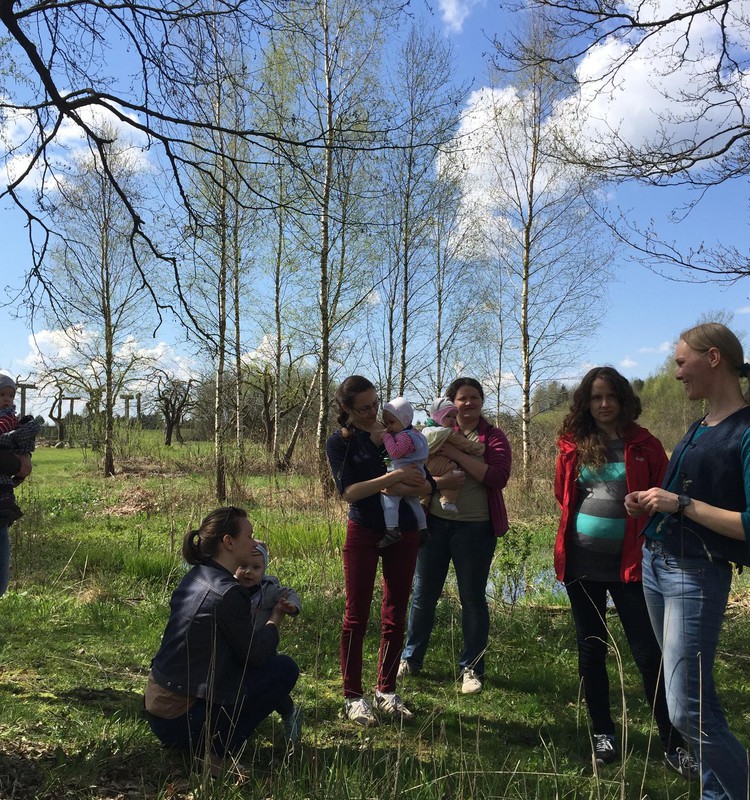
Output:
[{"xmin": 677, "ymin": 494, "xmax": 692, "ymax": 512}]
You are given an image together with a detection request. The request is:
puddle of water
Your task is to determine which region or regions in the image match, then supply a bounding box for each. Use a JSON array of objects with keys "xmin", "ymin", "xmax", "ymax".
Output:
[{"xmin": 487, "ymin": 566, "xmax": 567, "ymax": 604}]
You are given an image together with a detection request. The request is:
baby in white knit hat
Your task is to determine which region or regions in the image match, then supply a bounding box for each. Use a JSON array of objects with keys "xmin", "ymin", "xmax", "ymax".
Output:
[{"xmin": 379, "ymin": 397, "xmax": 429, "ymax": 548}]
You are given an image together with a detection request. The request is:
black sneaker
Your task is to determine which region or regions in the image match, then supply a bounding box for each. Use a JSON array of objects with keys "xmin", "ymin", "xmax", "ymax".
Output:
[
  {"xmin": 594, "ymin": 733, "xmax": 617, "ymax": 766},
  {"xmin": 377, "ymin": 527, "xmax": 402, "ymax": 548},
  {"xmin": 665, "ymin": 747, "xmax": 698, "ymax": 778}
]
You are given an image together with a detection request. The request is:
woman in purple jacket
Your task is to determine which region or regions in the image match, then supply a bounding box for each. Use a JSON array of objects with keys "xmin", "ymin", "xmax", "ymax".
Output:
[{"xmin": 399, "ymin": 377, "xmax": 511, "ymax": 694}]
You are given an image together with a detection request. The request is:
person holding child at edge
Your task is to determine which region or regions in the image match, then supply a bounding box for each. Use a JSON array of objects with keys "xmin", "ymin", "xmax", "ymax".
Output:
[
  {"xmin": 626, "ymin": 323, "xmax": 750, "ymax": 800},
  {"xmin": 379, "ymin": 396, "xmax": 430, "ymax": 548},
  {"xmin": 0, "ymin": 373, "xmax": 41, "ymax": 596},
  {"xmin": 326, "ymin": 376, "xmax": 433, "ymax": 727},
  {"xmin": 399, "ymin": 377, "xmax": 511, "ymax": 695},
  {"xmin": 145, "ymin": 507, "xmax": 300, "ymax": 771},
  {"xmin": 0, "ymin": 447, "xmax": 31, "ymax": 597},
  {"xmin": 555, "ymin": 367, "xmax": 696, "ymax": 776}
]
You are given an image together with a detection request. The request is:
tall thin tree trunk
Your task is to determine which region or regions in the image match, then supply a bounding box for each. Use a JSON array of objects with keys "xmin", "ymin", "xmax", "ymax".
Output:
[{"xmin": 316, "ymin": 0, "xmax": 335, "ymax": 493}]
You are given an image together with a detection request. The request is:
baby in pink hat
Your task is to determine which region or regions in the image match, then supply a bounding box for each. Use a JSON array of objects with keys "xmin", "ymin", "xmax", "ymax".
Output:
[{"xmin": 422, "ymin": 397, "xmax": 485, "ymax": 516}]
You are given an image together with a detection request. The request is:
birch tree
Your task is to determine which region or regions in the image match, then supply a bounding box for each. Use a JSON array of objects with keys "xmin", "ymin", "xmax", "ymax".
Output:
[
  {"xmin": 456, "ymin": 18, "xmax": 615, "ymax": 481},
  {"xmin": 374, "ymin": 23, "xmax": 465, "ymax": 398},
  {"xmin": 34, "ymin": 135, "xmax": 154, "ymax": 476},
  {"xmin": 281, "ymin": 0, "xmax": 402, "ymax": 486}
]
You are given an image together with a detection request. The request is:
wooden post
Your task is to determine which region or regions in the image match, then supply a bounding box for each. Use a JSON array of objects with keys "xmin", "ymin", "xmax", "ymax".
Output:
[
  {"xmin": 63, "ymin": 397, "xmax": 81, "ymax": 419},
  {"xmin": 15, "ymin": 382, "xmax": 36, "ymax": 417},
  {"xmin": 121, "ymin": 394, "xmax": 134, "ymax": 419}
]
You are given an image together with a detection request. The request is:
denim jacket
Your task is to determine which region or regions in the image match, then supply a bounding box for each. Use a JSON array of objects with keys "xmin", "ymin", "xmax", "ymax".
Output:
[{"xmin": 150, "ymin": 560, "xmax": 279, "ymax": 706}]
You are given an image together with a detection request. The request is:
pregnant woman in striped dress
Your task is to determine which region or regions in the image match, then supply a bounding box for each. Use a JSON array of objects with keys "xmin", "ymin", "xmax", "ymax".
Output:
[{"xmin": 554, "ymin": 367, "xmax": 695, "ymax": 776}]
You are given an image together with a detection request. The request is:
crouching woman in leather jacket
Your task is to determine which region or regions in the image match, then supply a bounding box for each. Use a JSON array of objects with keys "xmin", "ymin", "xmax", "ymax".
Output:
[{"xmin": 144, "ymin": 506, "xmax": 299, "ymax": 767}]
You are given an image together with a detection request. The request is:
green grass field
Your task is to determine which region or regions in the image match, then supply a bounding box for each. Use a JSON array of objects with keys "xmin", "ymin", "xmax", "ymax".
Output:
[{"xmin": 2, "ymin": 444, "xmax": 749, "ymax": 798}]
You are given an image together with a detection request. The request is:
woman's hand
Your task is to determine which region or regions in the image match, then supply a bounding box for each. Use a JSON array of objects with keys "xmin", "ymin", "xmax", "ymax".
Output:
[
  {"xmin": 624, "ymin": 490, "xmax": 648, "ymax": 517},
  {"xmin": 383, "ymin": 465, "xmax": 430, "ymax": 497},
  {"xmin": 390, "ymin": 464, "xmax": 424, "ymax": 488},
  {"xmin": 633, "ymin": 488, "xmax": 680, "ymax": 515},
  {"xmin": 435, "ymin": 469, "xmax": 465, "ymax": 491},
  {"xmin": 440, "ymin": 443, "xmax": 489, "ymax": 484},
  {"xmin": 633, "ymin": 487, "xmax": 746, "ymax": 542}
]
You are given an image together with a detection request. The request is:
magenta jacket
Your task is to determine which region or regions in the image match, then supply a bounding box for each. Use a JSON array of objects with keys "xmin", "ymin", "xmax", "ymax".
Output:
[
  {"xmin": 453, "ymin": 416, "xmax": 512, "ymax": 538},
  {"xmin": 553, "ymin": 424, "xmax": 668, "ymax": 583}
]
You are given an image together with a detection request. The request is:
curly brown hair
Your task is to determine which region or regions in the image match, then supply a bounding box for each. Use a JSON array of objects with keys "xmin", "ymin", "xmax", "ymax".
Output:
[{"xmin": 559, "ymin": 367, "xmax": 642, "ymax": 470}]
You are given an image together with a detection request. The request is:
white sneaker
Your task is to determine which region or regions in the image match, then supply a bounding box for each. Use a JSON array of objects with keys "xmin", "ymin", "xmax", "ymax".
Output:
[
  {"xmin": 461, "ymin": 668, "xmax": 483, "ymax": 694},
  {"xmin": 664, "ymin": 746, "xmax": 698, "ymax": 778},
  {"xmin": 397, "ymin": 659, "xmax": 420, "ymax": 679},
  {"xmin": 373, "ymin": 690, "xmax": 414, "ymax": 722},
  {"xmin": 344, "ymin": 696, "xmax": 378, "ymax": 727}
]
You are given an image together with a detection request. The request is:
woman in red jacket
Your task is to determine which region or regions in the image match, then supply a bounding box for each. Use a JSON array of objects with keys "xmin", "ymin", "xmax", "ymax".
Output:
[{"xmin": 554, "ymin": 367, "xmax": 694, "ymax": 775}]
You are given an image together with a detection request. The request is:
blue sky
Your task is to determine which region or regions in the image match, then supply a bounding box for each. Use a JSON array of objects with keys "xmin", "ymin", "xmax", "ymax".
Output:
[
  {"xmin": 1, "ymin": 0, "xmax": 748, "ymax": 416},
  {"xmin": 439, "ymin": 0, "xmax": 749, "ymax": 382}
]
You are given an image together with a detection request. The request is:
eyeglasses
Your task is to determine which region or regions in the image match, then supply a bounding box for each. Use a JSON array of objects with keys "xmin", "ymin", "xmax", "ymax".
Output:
[{"xmin": 352, "ymin": 398, "xmax": 380, "ymax": 414}]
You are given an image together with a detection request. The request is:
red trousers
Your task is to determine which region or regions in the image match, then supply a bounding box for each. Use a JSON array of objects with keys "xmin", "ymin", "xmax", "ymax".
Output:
[{"xmin": 340, "ymin": 519, "xmax": 419, "ymax": 697}]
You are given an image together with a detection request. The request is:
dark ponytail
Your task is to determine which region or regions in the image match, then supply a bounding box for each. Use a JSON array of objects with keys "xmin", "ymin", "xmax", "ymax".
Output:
[{"xmin": 182, "ymin": 506, "xmax": 249, "ymax": 565}]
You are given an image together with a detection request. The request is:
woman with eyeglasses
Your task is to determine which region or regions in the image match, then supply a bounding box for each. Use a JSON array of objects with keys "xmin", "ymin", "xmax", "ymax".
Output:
[
  {"xmin": 145, "ymin": 506, "xmax": 299, "ymax": 771},
  {"xmin": 399, "ymin": 377, "xmax": 511, "ymax": 695},
  {"xmin": 626, "ymin": 323, "xmax": 750, "ymax": 800},
  {"xmin": 326, "ymin": 375, "xmax": 433, "ymax": 727}
]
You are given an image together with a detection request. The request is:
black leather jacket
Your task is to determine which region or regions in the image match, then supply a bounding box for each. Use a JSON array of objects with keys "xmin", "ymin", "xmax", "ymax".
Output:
[{"xmin": 150, "ymin": 559, "xmax": 280, "ymax": 706}]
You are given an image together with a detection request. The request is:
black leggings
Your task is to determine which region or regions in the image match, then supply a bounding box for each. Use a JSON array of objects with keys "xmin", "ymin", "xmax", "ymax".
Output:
[{"xmin": 565, "ymin": 577, "xmax": 683, "ymax": 751}]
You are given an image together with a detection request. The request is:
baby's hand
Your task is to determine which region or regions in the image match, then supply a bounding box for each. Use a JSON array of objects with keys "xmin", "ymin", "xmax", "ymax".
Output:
[{"xmin": 275, "ymin": 595, "xmax": 298, "ymax": 616}]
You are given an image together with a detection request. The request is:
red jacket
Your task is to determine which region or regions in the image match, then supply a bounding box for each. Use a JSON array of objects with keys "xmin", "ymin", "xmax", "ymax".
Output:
[{"xmin": 553, "ymin": 424, "xmax": 667, "ymax": 583}]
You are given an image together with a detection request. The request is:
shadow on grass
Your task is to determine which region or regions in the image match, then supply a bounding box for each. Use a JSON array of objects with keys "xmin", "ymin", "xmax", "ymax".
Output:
[{"xmin": 55, "ymin": 686, "xmax": 144, "ymax": 715}]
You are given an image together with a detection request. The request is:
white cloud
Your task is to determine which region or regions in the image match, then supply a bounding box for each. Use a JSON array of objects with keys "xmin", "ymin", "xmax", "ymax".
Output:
[
  {"xmin": 244, "ymin": 333, "xmax": 277, "ymax": 366},
  {"xmin": 1, "ymin": 96, "xmax": 153, "ymax": 191},
  {"xmin": 439, "ymin": 0, "xmax": 484, "ymax": 33},
  {"xmin": 15, "ymin": 328, "xmax": 199, "ymax": 420},
  {"xmin": 553, "ymin": 0, "xmax": 750, "ymax": 166},
  {"xmin": 737, "ymin": 306, "xmax": 750, "ymax": 314},
  {"xmin": 637, "ymin": 340, "xmax": 672, "ymax": 354},
  {"xmin": 619, "ymin": 357, "xmax": 638, "ymax": 369}
]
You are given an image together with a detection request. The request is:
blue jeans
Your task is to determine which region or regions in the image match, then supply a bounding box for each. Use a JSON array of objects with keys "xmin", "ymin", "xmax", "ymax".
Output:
[
  {"xmin": 642, "ymin": 542, "xmax": 749, "ymax": 799},
  {"xmin": 0, "ymin": 525, "xmax": 9, "ymax": 597},
  {"xmin": 401, "ymin": 515, "xmax": 496, "ymax": 676}
]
